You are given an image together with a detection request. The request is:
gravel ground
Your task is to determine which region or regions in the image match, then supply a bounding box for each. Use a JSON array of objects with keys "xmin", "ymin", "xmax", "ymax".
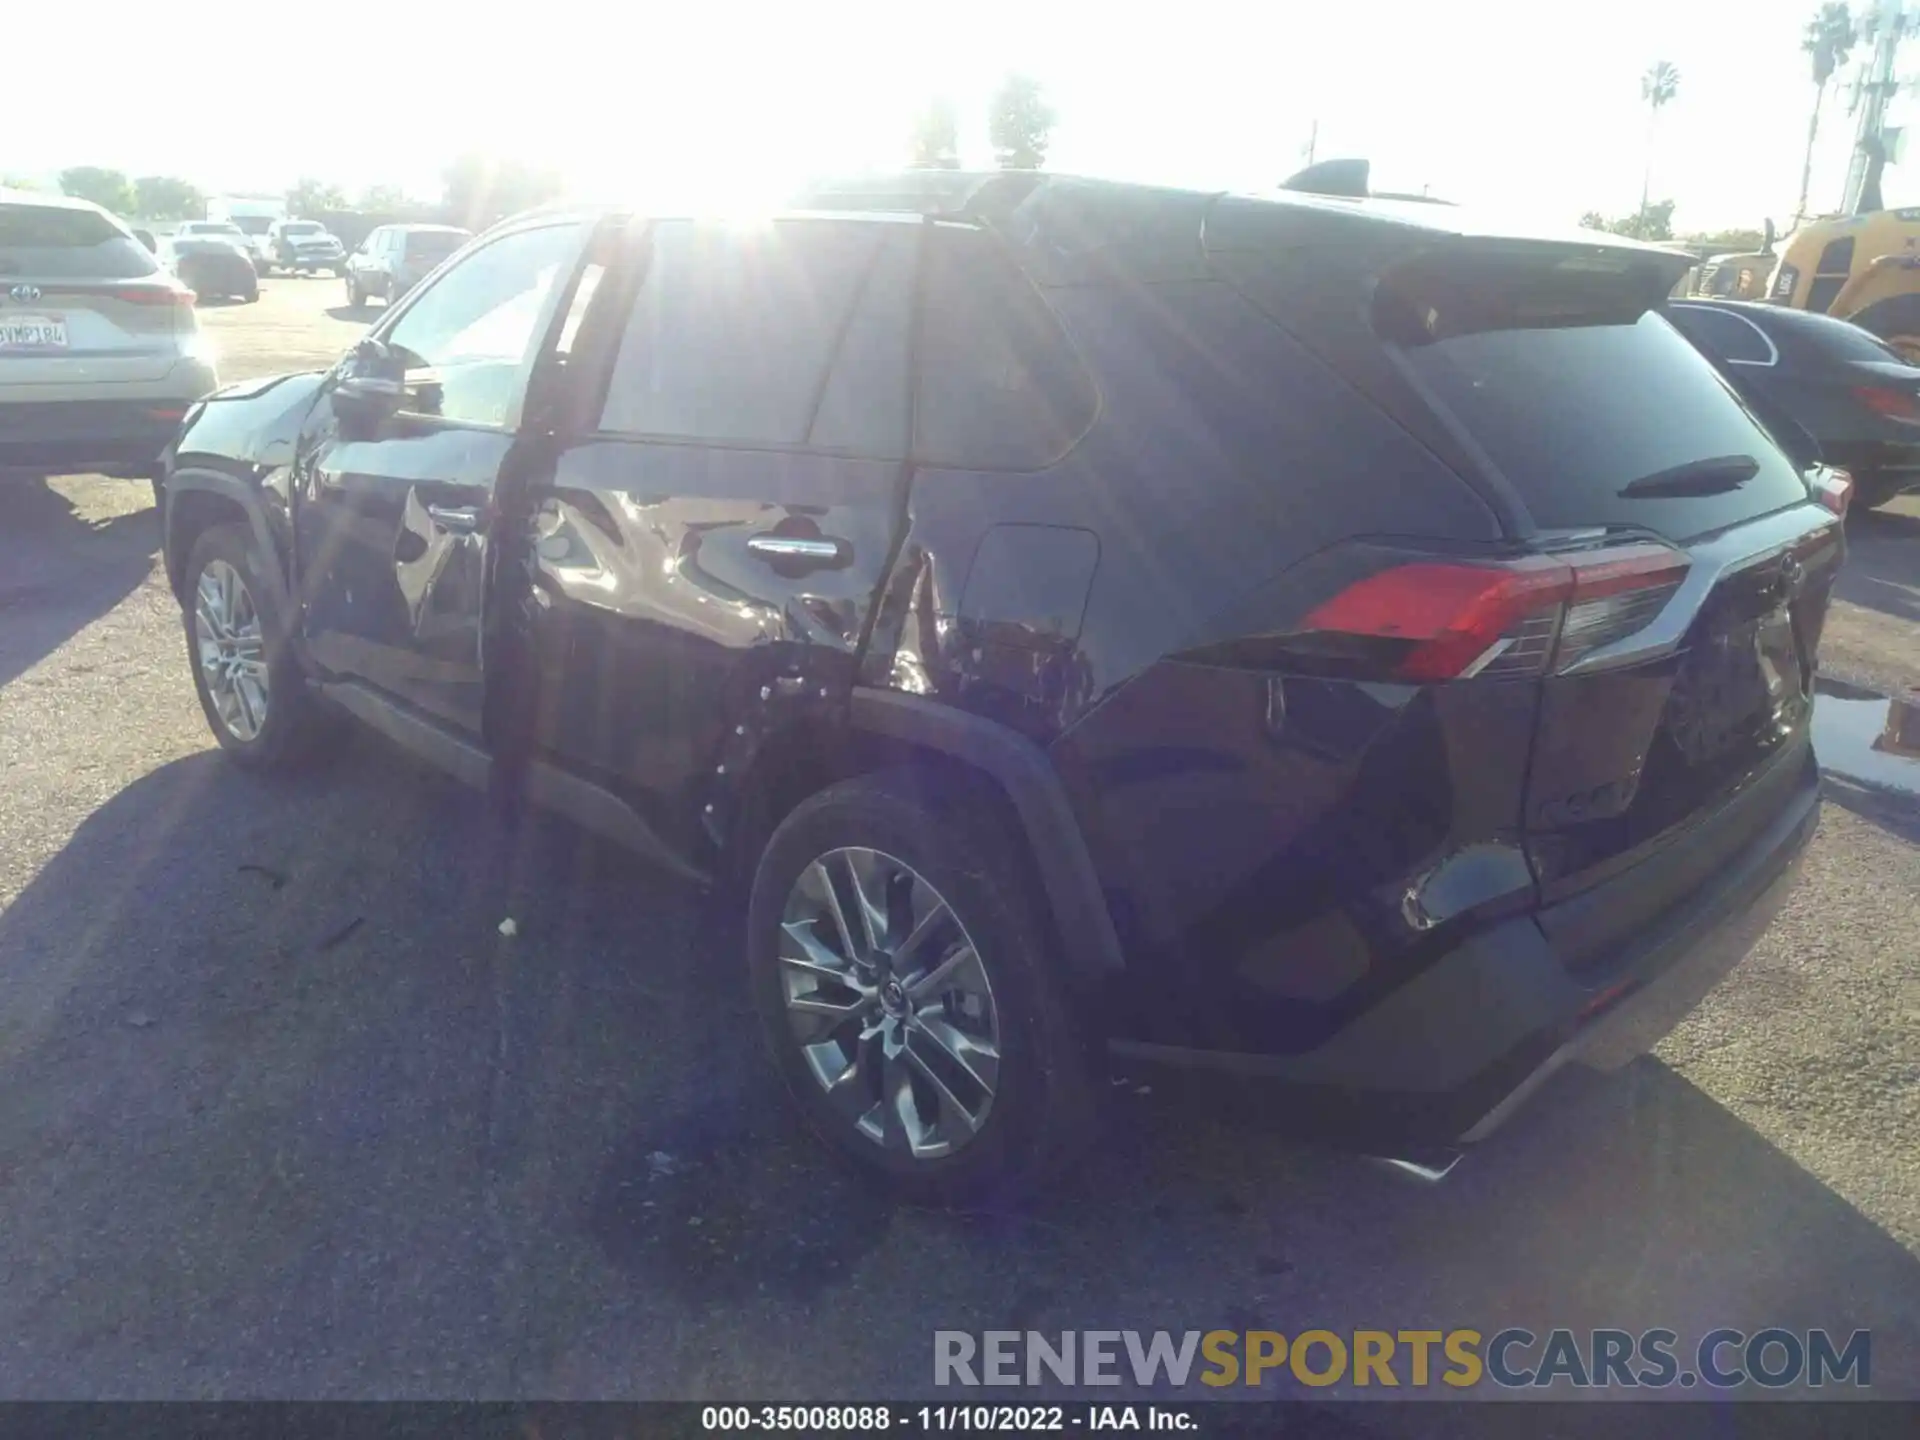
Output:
[{"xmin": 0, "ymin": 281, "xmax": 1915, "ymax": 1406}]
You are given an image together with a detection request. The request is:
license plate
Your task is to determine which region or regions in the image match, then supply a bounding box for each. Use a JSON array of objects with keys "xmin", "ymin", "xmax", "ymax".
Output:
[{"xmin": 0, "ymin": 315, "xmax": 68, "ymax": 348}]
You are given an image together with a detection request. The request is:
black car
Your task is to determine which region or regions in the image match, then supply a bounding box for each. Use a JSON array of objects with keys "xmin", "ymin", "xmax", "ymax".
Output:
[
  {"xmin": 156, "ymin": 175, "xmax": 1844, "ymax": 1201},
  {"xmin": 1666, "ymin": 298, "xmax": 1920, "ymax": 509},
  {"xmin": 165, "ymin": 235, "xmax": 259, "ymax": 303},
  {"xmin": 343, "ymin": 223, "xmax": 472, "ymax": 309}
]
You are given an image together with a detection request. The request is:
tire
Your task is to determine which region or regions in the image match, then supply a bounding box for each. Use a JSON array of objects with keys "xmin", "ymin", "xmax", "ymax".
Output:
[
  {"xmin": 181, "ymin": 523, "xmax": 334, "ymax": 769},
  {"xmin": 345, "ymin": 273, "xmax": 362, "ymax": 308},
  {"xmin": 241, "ymin": 281, "xmax": 259, "ymax": 304},
  {"xmin": 747, "ymin": 770, "xmax": 1101, "ymax": 1204}
]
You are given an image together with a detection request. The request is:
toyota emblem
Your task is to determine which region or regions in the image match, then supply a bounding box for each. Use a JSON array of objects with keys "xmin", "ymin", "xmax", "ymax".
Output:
[{"xmin": 7, "ymin": 284, "xmax": 42, "ymax": 303}]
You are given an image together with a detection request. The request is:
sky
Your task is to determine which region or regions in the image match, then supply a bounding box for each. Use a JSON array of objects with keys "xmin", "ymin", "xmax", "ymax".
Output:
[{"xmin": 8, "ymin": 0, "xmax": 1917, "ymax": 232}]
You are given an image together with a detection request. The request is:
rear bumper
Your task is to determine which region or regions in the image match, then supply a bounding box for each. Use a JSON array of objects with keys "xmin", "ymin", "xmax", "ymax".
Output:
[
  {"xmin": 1109, "ymin": 750, "xmax": 1821, "ymax": 1144},
  {"xmin": 0, "ymin": 393, "xmax": 207, "ymax": 477},
  {"xmin": 1820, "ymin": 439, "xmax": 1920, "ymax": 501}
]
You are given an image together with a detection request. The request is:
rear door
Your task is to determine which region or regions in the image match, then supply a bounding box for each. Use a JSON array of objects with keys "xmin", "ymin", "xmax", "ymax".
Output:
[
  {"xmin": 292, "ymin": 216, "xmax": 594, "ymax": 733},
  {"xmin": 0, "ymin": 200, "xmax": 187, "ymax": 388},
  {"xmin": 521, "ymin": 216, "xmax": 917, "ymax": 840}
]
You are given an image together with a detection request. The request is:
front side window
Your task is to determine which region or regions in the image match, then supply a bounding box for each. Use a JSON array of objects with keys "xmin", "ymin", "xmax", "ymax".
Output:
[{"xmin": 378, "ymin": 221, "xmax": 586, "ymax": 428}]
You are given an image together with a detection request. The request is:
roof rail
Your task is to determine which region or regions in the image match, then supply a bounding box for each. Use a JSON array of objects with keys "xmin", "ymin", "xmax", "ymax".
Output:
[{"xmin": 788, "ymin": 169, "xmax": 1046, "ymax": 223}]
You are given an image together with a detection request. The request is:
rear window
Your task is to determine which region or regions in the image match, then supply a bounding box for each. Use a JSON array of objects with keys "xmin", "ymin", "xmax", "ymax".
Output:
[
  {"xmin": 0, "ymin": 203, "xmax": 157, "ymax": 279},
  {"xmin": 404, "ymin": 232, "xmax": 467, "ymax": 262},
  {"xmin": 282, "ymin": 222, "xmax": 322, "ymax": 236},
  {"xmin": 1770, "ymin": 313, "xmax": 1904, "ymax": 366},
  {"xmin": 1395, "ymin": 311, "xmax": 1812, "ymax": 540}
]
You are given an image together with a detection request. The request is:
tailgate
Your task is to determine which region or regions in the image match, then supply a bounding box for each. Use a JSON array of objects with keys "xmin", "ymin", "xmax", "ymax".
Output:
[
  {"xmin": 0, "ymin": 278, "xmax": 189, "ymax": 385},
  {"xmin": 1377, "ymin": 240, "xmax": 1845, "ymax": 911}
]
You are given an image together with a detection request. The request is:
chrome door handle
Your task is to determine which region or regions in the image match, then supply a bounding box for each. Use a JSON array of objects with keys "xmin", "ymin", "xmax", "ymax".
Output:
[
  {"xmin": 426, "ymin": 504, "xmax": 481, "ymax": 533},
  {"xmin": 747, "ymin": 534, "xmax": 845, "ymax": 562}
]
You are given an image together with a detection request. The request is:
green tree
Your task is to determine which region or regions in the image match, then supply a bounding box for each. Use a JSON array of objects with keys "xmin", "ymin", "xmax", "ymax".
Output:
[
  {"xmin": 57, "ymin": 166, "xmax": 136, "ymax": 214},
  {"xmin": 357, "ymin": 183, "xmax": 410, "ymax": 212},
  {"xmin": 440, "ymin": 154, "xmax": 564, "ymax": 228},
  {"xmin": 1639, "ymin": 61, "xmax": 1681, "ymax": 220},
  {"xmin": 988, "ymin": 74, "xmax": 1055, "ymax": 170},
  {"xmin": 909, "ymin": 98, "xmax": 961, "ymax": 169},
  {"xmin": 2, "ymin": 175, "xmax": 47, "ymax": 192},
  {"xmin": 1797, "ymin": 3, "xmax": 1858, "ymax": 221},
  {"xmin": 286, "ymin": 177, "xmax": 348, "ymax": 218},
  {"xmin": 1581, "ymin": 199, "xmax": 1677, "ymax": 241},
  {"xmin": 132, "ymin": 175, "xmax": 203, "ymax": 221},
  {"xmin": 1686, "ymin": 227, "xmax": 1768, "ymax": 253}
]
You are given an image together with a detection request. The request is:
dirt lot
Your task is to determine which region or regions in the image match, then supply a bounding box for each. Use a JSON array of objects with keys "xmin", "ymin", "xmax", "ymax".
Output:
[{"xmin": 0, "ymin": 278, "xmax": 1915, "ymax": 1405}]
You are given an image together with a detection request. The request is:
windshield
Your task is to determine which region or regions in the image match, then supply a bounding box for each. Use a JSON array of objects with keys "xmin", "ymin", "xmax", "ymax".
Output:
[{"xmin": 230, "ymin": 216, "xmax": 273, "ymax": 235}]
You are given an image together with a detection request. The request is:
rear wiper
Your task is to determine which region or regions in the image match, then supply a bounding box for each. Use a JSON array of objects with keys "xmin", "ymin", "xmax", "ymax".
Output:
[{"xmin": 1618, "ymin": 454, "xmax": 1759, "ymax": 498}]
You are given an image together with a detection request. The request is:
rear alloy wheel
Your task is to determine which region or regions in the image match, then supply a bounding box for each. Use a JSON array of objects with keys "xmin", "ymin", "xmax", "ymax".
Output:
[
  {"xmin": 779, "ymin": 848, "xmax": 1002, "ymax": 1159},
  {"xmin": 182, "ymin": 523, "xmax": 334, "ymax": 769},
  {"xmin": 748, "ymin": 772, "xmax": 1100, "ymax": 1203}
]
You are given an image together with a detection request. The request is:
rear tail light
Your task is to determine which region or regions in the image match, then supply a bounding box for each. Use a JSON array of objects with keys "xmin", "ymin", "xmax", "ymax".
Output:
[
  {"xmin": 1809, "ymin": 465, "xmax": 1854, "ymax": 517},
  {"xmin": 108, "ymin": 283, "xmax": 195, "ymax": 307},
  {"xmin": 1852, "ymin": 385, "xmax": 1920, "ymax": 424},
  {"xmin": 1296, "ymin": 543, "xmax": 1690, "ymax": 682}
]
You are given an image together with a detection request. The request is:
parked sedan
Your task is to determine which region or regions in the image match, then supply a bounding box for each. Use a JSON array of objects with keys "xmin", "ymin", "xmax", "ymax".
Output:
[
  {"xmin": 1666, "ymin": 298, "xmax": 1920, "ymax": 509},
  {"xmin": 165, "ymin": 236, "xmax": 260, "ymax": 303}
]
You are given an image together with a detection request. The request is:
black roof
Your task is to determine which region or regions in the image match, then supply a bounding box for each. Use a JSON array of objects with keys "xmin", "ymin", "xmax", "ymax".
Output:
[{"xmin": 790, "ymin": 170, "xmax": 1687, "ymax": 285}]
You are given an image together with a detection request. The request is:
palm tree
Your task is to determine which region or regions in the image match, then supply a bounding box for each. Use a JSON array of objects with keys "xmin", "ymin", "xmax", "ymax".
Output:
[
  {"xmin": 1639, "ymin": 61, "xmax": 1682, "ymax": 228},
  {"xmin": 1797, "ymin": 3, "xmax": 1859, "ymax": 222}
]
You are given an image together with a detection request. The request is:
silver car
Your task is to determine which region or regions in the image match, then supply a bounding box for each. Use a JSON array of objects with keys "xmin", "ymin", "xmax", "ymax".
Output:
[{"xmin": 0, "ymin": 189, "xmax": 218, "ymax": 484}]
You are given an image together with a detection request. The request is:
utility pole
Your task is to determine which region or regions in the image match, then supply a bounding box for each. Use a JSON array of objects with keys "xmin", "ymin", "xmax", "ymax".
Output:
[
  {"xmin": 1303, "ymin": 120, "xmax": 1318, "ymax": 167},
  {"xmin": 1843, "ymin": 0, "xmax": 1911, "ymax": 214}
]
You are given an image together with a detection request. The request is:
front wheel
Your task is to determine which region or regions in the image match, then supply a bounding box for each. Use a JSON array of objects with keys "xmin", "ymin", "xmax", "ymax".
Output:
[
  {"xmin": 345, "ymin": 273, "xmax": 362, "ymax": 308},
  {"xmin": 182, "ymin": 523, "xmax": 334, "ymax": 768},
  {"xmin": 747, "ymin": 771, "xmax": 1101, "ymax": 1204}
]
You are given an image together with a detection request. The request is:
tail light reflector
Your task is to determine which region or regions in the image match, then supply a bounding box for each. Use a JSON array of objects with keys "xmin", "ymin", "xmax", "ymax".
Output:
[
  {"xmin": 107, "ymin": 283, "xmax": 195, "ymax": 307},
  {"xmin": 1297, "ymin": 544, "xmax": 1689, "ymax": 682},
  {"xmin": 1808, "ymin": 465, "xmax": 1854, "ymax": 517}
]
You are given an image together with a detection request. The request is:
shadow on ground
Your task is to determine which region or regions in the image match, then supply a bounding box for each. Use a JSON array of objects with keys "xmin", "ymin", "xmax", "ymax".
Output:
[
  {"xmin": 1836, "ymin": 505, "xmax": 1920, "ymax": 626},
  {"xmin": 0, "ymin": 738, "xmax": 1915, "ymax": 1400},
  {"xmin": 0, "ymin": 478, "xmax": 161, "ymax": 691}
]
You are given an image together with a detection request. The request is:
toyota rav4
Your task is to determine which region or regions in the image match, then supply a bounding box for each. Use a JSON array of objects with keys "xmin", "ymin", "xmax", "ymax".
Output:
[{"xmin": 157, "ymin": 172, "xmax": 1846, "ymax": 1201}]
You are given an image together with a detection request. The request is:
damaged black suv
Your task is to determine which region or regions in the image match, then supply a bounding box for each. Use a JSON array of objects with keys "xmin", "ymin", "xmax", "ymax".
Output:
[{"xmin": 159, "ymin": 168, "xmax": 1846, "ymax": 1200}]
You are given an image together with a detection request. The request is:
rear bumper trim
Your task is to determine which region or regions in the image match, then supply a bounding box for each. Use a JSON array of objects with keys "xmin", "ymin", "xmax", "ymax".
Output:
[{"xmin": 1108, "ymin": 755, "xmax": 1821, "ymax": 1140}]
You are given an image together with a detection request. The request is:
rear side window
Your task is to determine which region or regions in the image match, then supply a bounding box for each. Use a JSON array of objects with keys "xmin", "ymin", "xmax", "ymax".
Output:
[
  {"xmin": 806, "ymin": 228, "xmax": 915, "ymax": 454},
  {"xmin": 1771, "ymin": 313, "xmax": 1904, "ymax": 366},
  {"xmin": 0, "ymin": 203, "xmax": 156, "ymax": 279},
  {"xmin": 599, "ymin": 219, "xmax": 881, "ymax": 446},
  {"xmin": 915, "ymin": 225, "xmax": 1096, "ymax": 470},
  {"xmin": 1666, "ymin": 306, "xmax": 1774, "ymax": 365},
  {"xmin": 1398, "ymin": 311, "xmax": 1812, "ymax": 540}
]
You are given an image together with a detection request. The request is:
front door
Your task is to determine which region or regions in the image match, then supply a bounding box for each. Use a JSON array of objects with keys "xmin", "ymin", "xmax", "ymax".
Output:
[{"xmin": 291, "ymin": 217, "xmax": 592, "ymax": 733}]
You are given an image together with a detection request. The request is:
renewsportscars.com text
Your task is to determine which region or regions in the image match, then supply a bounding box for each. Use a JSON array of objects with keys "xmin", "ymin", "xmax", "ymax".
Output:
[{"xmin": 933, "ymin": 1328, "xmax": 1870, "ymax": 1391}]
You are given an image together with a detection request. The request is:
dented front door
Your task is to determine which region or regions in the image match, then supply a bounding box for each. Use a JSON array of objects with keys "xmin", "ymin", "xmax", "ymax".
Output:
[{"xmin": 295, "ymin": 416, "xmax": 508, "ymax": 731}]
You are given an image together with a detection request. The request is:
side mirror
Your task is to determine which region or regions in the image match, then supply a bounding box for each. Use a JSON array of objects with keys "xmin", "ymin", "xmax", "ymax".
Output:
[
  {"xmin": 133, "ymin": 228, "xmax": 157, "ymax": 251},
  {"xmin": 334, "ymin": 372, "xmax": 405, "ymax": 440}
]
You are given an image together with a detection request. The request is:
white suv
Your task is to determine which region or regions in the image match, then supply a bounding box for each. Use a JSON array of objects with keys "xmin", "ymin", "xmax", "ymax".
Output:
[{"xmin": 0, "ymin": 190, "xmax": 218, "ymax": 485}]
